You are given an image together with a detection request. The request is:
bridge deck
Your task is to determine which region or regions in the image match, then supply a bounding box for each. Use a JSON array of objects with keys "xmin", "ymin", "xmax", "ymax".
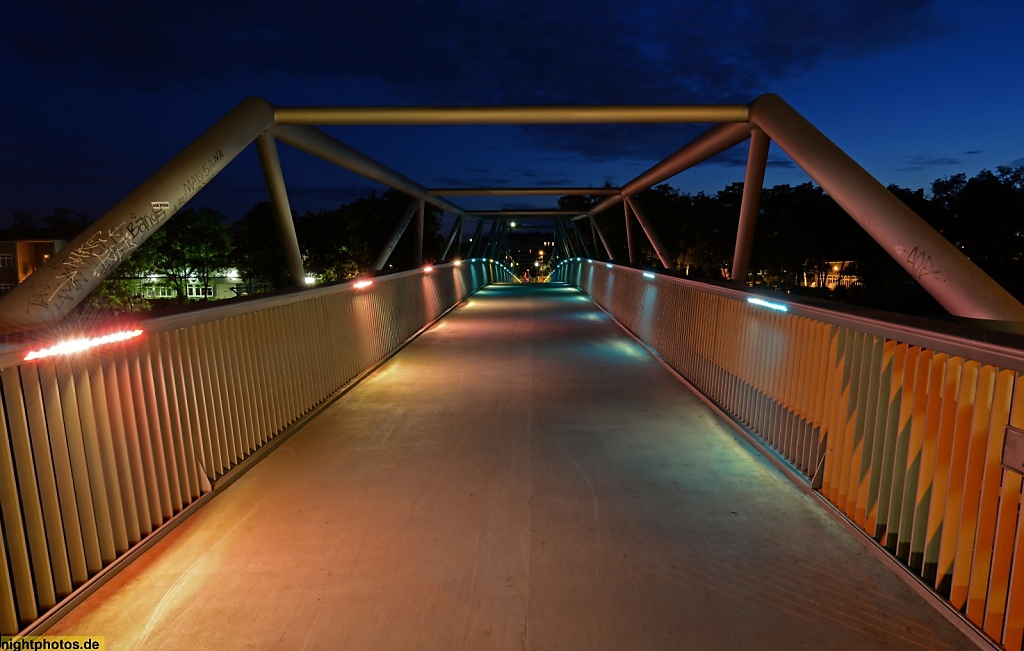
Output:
[{"xmin": 50, "ymin": 284, "xmax": 976, "ymax": 649}]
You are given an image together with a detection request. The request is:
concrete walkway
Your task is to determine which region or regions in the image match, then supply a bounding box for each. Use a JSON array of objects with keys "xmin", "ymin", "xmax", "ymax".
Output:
[{"xmin": 51, "ymin": 283, "xmax": 978, "ymax": 649}]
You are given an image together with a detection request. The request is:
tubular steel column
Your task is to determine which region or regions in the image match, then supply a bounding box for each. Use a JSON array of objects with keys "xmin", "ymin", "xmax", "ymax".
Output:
[
  {"xmin": 488, "ymin": 221, "xmax": 507, "ymax": 260},
  {"xmin": 373, "ymin": 198, "xmax": 422, "ymax": 271},
  {"xmin": 466, "ymin": 220, "xmax": 485, "ymax": 257},
  {"xmin": 256, "ymin": 133, "xmax": 306, "ymax": 288},
  {"xmin": 0, "ymin": 97, "xmax": 276, "ymax": 330},
  {"xmin": 414, "ymin": 200, "xmax": 425, "ymax": 267},
  {"xmin": 556, "ymin": 222, "xmax": 573, "ymax": 260},
  {"xmin": 591, "ymin": 216, "xmax": 615, "ymax": 261},
  {"xmin": 480, "ymin": 221, "xmax": 498, "ymax": 259},
  {"xmin": 749, "ymin": 93, "xmax": 1024, "ymax": 325},
  {"xmin": 440, "ymin": 215, "xmax": 463, "ymax": 261},
  {"xmin": 731, "ymin": 128, "xmax": 770, "ymax": 283},
  {"xmin": 565, "ymin": 221, "xmax": 579, "ymax": 257},
  {"xmin": 569, "ymin": 220, "xmax": 592, "ymax": 259},
  {"xmin": 624, "ymin": 199, "xmax": 639, "ymax": 264},
  {"xmin": 624, "ymin": 197, "xmax": 671, "ymax": 269},
  {"xmin": 482, "ymin": 221, "xmax": 498, "ymax": 259},
  {"xmin": 583, "ymin": 121, "xmax": 753, "ymax": 222}
]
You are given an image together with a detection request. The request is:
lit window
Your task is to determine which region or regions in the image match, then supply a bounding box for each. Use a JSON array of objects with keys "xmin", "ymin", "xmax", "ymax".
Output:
[{"xmin": 0, "ymin": 254, "xmax": 12, "ymax": 267}]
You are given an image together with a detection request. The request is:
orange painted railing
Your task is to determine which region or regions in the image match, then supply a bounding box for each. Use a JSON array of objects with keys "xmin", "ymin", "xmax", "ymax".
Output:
[{"xmin": 558, "ymin": 259, "xmax": 1024, "ymax": 650}]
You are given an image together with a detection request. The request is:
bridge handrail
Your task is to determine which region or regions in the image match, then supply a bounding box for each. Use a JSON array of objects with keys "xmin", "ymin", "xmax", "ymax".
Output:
[
  {"xmin": 0, "ymin": 259, "xmax": 511, "ymax": 637},
  {"xmin": 560, "ymin": 261, "xmax": 1024, "ymax": 373},
  {"xmin": 558, "ymin": 259, "xmax": 1024, "ymax": 650}
]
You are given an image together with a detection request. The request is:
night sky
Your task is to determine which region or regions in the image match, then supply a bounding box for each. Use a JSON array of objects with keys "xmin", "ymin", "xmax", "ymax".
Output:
[{"xmin": 2, "ymin": 0, "xmax": 1022, "ymax": 225}]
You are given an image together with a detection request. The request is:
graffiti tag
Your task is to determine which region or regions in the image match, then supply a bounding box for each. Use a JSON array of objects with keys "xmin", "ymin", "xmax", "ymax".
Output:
[{"xmin": 896, "ymin": 245, "xmax": 940, "ymax": 279}]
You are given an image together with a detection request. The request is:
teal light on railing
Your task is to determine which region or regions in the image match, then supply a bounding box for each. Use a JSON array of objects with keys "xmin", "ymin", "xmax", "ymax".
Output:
[{"xmin": 747, "ymin": 297, "xmax": 788, "ymax": 312}]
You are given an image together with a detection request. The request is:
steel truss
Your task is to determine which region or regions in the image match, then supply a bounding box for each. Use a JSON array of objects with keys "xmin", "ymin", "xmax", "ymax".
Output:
[{"xmin": 2, "ymin": 95, "xmax": 1021, "ymax": 332}]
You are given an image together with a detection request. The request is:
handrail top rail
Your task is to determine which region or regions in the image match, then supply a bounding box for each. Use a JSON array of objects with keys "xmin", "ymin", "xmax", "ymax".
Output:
[
  {"xmin": 565, "ymin": 261, "xmax": 1024, "ymax": 372},
  {"xmin": 0, "ymin": 260, "xmax": 496, "ymax": 369}
]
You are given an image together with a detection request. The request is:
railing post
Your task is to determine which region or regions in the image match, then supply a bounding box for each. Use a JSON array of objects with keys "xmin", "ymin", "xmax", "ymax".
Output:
[
  {"xmin": 256, "ymin": 133, "xmax": 306, "ymax": 288},
  {"xmin": 731, "ymin": 128, "xmax": 770, "ymax": 282}
]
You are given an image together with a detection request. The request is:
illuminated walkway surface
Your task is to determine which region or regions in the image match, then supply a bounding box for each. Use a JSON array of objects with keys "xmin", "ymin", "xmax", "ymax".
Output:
[{"xmin": 51, "ymin": 284, "xmax": 977, "ymax": 650}]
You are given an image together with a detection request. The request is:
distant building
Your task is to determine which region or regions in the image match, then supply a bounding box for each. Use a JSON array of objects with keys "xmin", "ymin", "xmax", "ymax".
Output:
[
  {"xmin": 139, "ymin": 273, "xmax": 245, "ymax": 301},
  {"xmin": 507, "ymin": 230, "xmax": 554, "ymax": 277},
  {"xmin": 803, "ymin": 261, "xmax": 860, "ymax": 291},
  {"xmin": 0, "ymin": 239, "xmax": 67, "ymax": 295}
]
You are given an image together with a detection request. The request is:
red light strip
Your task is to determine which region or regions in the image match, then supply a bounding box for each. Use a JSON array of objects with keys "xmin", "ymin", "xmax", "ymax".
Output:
[{"xmin": 24, "ymin": 329, "xmax": 145, "ymax": 361}]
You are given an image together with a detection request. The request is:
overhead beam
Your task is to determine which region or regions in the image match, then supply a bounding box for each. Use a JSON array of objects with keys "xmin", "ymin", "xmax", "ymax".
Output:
[
  {"xmin": 270, "ymin": 124, "xmax": 470, "ymax": 220},
  {"xmin": 275, "ymin": 105, "xmax": 750, "ymax": 126},
  {"xmin": 429, "ymin": 187, "xmax": 621, "ymax": 196},
  {"xmin": 468, "ymin": 210, "xmax": 585, "ymax": 217},
  {"xmin": 583, "ymin": 121, "xmax": 754, "ymax": 220}
]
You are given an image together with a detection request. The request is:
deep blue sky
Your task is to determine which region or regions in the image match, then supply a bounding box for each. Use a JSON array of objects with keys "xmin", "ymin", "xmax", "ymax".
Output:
[{"xmin": 1, "ymin": 0, "xmax": 1022, "ymax": 225}]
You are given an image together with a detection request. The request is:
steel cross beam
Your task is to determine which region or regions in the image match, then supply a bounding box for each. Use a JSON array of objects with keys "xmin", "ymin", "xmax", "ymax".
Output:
[
  {"xmin": 467, "ymin": 210, "xmax": 585, "ymax": 218},
  {"xmin": 274, "ymin": 105, "xmax": 750, "ymax": 125},
  {"xmin": 428, "ymin": 188, "xmax": 621, "ymax": 196}
]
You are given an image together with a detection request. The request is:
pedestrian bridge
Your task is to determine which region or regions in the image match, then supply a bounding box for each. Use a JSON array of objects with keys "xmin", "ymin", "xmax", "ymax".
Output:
[
  {"xmin": 0, "ymin": 260, "xmax": 1020, "ymax": 649},
  {"xmin": 3, "ymin": 94, "xmax": 1024, "ymax": 649}
]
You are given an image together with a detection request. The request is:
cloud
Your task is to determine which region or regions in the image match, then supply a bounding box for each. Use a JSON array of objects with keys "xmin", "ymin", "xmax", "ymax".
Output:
[
  {"xmin": 3, "ymin": 2, "xmax": 948, "ymax": 116},
  {"xmin": 897, "ymin": 155, "xmax": 962, "ymax": 172},
  {"xmin": 433, "ymin": 171, "xmax": 575, "ymax": 188},
  {"xmin": 0, "ymin": 0, "xmax": 951, "ymax": 215}
]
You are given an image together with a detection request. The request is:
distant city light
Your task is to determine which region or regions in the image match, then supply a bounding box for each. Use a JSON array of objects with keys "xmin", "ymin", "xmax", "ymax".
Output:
[
  {"xmin": 747, "ymin": 297, "xmax": 789, "ymax": 312},
  {"xmin": 25, "ymin": 329, "xmax": 144, "ymax": 361}
]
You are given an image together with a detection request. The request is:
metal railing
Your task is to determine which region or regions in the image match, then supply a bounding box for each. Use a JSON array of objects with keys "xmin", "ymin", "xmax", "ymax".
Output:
[
  {"xmin": 0, "ymin": 259, "xmax": 511, "ymax": 636},
  {"xmin": 555, "ymin": 259, "xmax": 1024, "ymax": 651}
]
